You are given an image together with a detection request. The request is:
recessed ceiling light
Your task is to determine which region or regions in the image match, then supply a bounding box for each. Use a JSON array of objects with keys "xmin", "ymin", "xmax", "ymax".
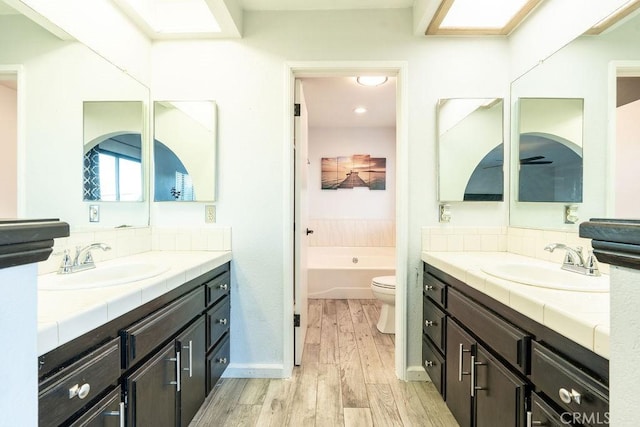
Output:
[
  {"xmin": 354, "ymin": 107, "xmax": 368, "ymax": 114},
  {"xmin": 356, "ymin": 76, "xmax": 388, "ymax": 87}
]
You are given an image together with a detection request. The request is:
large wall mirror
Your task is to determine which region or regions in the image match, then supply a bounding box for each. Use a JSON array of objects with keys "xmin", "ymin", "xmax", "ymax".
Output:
[
  {"xmin": 153, "ymin": 101, "xmax": 217, "ymax": 202},
  {"xmin": 516, "ymin": 98, "xmax": 584, "ymax": 203},
  {"xmin": 83, "ymin": 101, "xmax": 144, "ymax": 202},
  {"xmin": 0, "ymin": 10, "xmax": 150, "ymax": 228},
  {"xmin": 437, "ymin": 98, "xmax": 504, "ymax": 202},
  {"xmin": 510, "ymin": 9, "xmax": 640, "ymax": 229}
]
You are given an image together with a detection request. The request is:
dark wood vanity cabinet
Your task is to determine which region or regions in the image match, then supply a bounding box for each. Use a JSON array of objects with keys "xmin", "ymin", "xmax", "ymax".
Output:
[
  {"xmin": 125, "ymin": 316, "xmax": 207, "ymax": 427},
  {"xmin": 423, "ymin": 262, "xmax": 609, "ymax": 427},
  {"xmin": 38, "ymin": 261, "xmax": 231, "ymax": 427}
]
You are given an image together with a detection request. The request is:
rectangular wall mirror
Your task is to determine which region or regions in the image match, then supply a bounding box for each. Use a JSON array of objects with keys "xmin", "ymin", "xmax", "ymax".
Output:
[
  {"xmin": 83, "ymin": 101, "xmax": 144, "ymax": 202},
  {"xmin": 516, "ymin": 97, "xmax": 584, "ymax": 203},
  {"xmin": 153, "ymin": 101, "xmax": 217, "ymax": 202},
  {"xmin": 437, "ymin": 98, "xmax": 504, "ymax": 202}
]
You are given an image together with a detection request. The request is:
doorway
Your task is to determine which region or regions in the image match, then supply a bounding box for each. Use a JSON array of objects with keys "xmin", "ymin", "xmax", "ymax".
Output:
[
  {"xmin": 0, "ymin": 68, "xmax": 19, "ymax": 218},
  {"xmin": 607, "ymin": 62, "xmax": 640, "ymax": 217},
  {"xmin": 286, "ymin": 62, "xmax": 409, "ymax": 380}
]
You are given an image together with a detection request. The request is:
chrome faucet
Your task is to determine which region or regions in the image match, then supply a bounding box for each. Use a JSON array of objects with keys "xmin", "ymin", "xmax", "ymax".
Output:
[
  {"xmin": 544, "ymin": 243, "xmax": 600, "ymax": 276},
  {"xmin": 58, "ymin": 243, "xmax": 111, "ymax": 274}
]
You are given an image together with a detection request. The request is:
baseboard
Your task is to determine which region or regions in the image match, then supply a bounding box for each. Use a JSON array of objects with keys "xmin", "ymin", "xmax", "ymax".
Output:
[
  {"xmin": 222, "ymin": 363, "xmax": 289, "ymax": 379},
  {"xmin": 308, "ymin": 287, "xmax": 375, "ymax": 299},
  {"xmin": 406, "ymin": 365, "xmax": 429, "ymax": 382}
]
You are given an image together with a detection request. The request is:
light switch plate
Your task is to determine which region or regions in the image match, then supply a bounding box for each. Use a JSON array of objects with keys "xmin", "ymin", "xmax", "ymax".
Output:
[
  {"xmin": 89, "ymin": 205, "xmax": 100, "ymax": 222},
  {"xmin": 205, "ymin": 205, "xmax": 216, "ymax": 223}
]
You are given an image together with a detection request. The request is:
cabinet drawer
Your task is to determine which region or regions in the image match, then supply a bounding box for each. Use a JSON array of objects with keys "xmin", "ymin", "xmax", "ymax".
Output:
[
  {"xmin": 422, "ymin": 295, "xmax": 446, "ymax": 352},
  {"xmin": 531, "ymin": 342, "xmax": 608, "ymax": 426},
  {"xmin": 448, "ymin": 288, "xmax": 530, "ymax": 374},
  {"xmin": 530, "ymin": 392, "xmax": 579, "ymax": 427},
  {"xmin": 207, "ymin": 296, "xmax": 230, "ymax": 351},
  {"xmin": 69, "ymin": 387, "xmax": 123, "ymax": 427},
  {"xmin": 206, "ymin": 272, "xmax": 230, "ymax": 307},
  {"xmin": 207, "ymin": 334, "xmax": 230, "ymax": 393},
  {"xmin": 423, "ymin": 272, "xmax": 447, "ymax": 308},
  {"xmin": 122, "ymin": 287, "xmax": 204, "ymax": 368},
  {"xmin": 39, "ymin": 338, "xmax": 120, "ymax": 427},
  {"xmin": 422, "ymin": 335, "xmax": 445, "ymax": 397}
]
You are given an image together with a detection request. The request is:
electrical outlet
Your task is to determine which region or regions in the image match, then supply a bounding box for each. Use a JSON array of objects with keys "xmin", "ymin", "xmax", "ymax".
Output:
[
  {"xmin": 205, "ymin": 205, "xmax": 216, "ymax": 223},
  {"xmin": 89, "ymin": 205, "xmax": 100, "ymax": 222}
]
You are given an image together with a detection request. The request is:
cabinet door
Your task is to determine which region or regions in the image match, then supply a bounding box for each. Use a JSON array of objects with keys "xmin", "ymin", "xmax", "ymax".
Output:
[
  {"xmin": 179, "ymin": 317, "xmax": 207, "ymax": 426},
  {"xmin": 126, "ymin": 342, "xmax": 178, "ymax": 427},
  {"xmin": 445, "ymin": 318, "xmax": 474, "ymax": 427},
  {"xmin": 474, "ymin": 344, "xmax": 527, "ymax": 427}
]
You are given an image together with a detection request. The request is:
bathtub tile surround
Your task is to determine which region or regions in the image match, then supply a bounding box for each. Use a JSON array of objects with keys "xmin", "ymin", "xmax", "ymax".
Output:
[
  {"xmin": 38, "ymin": 225, "xmax": 232, "ymax": 275},
  {"xmin": 308, "ymin": 219, "xmax": 395, "ymax": 247},
  {"xmin": 421, "ymin": 226, "xmax": 609, "ymax": 274}
]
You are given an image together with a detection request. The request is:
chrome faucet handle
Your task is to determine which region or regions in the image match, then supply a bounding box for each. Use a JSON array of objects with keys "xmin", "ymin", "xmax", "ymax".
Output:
[
  {"xmin": 58, "ymin": 249, "xmax": 73, "ymax": 274},
  {"xmin": 585, "ymin": 251, "xmax": 601, "ymax": 276}
]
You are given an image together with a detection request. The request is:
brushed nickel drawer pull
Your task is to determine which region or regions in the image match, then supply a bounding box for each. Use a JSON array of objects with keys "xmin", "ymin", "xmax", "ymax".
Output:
[
  {"xmin": 218, "ymin": 318, "xmax": 228, "ymax": 325},
  {"xmin": 219, "ymin": 283, "xmax": 228, "ymax": 291},
  {"xmin": 68, "ymin": 383, "xmax": 91, "ymax": 400},
  {"xmin": 425, "ymin": 320, "xmax": 434, "ymax": 327},
  {"xmin": 424, "ymin": 360, "xmax": 434, "ymax": 367},
  {"xmin": 458, "ymin": 343, "xmax": 470, "ymax": 382},
  {"xmin": 218, "ymin": 357, "xmax": 228, "ymax": 364}
]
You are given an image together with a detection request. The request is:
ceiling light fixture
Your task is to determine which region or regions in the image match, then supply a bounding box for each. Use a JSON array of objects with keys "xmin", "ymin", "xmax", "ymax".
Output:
[
  {"xmin": 354, "ymin": 107, "xmax": 368, "ymax": 114},
  {"xmin": 356, "ymin": 76, "xmax": 388, "ymax": 87}
]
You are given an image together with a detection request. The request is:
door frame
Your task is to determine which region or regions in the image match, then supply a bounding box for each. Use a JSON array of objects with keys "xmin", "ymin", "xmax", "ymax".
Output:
[{"xmin": 283, "ymin": 61, "xmax": 409, "ymax": 379}]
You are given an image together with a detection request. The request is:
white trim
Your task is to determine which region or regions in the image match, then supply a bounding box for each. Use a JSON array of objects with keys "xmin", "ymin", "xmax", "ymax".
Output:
[
  {"xmin": 0, "ymin": 65, "xmax": 25, "ymax": 217},
  {"xmin": 282, "ymin": 64, "xmax": 295, "ymax": 378},
  {"xmin": 407, "ymin": 365, "xmax": 430, "ymax": 382},
  {"xmin": 222, "ymin": 363, "xmax": 287, "ymax": 379},
  {"xmin": 284, "ymin": 60, "xmax": 409, "ymax": 380},
  {"xmin": 606, "ymin": 60, "xmax": 640, "ymax": 216}
]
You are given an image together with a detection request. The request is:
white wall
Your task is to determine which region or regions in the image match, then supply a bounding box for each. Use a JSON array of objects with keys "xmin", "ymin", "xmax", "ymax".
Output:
[
  {"xmin": 308, "ymin": 127, "xmax": 396, "ymax": 220},
  {"xmin": 509, "ymin": 0, "xmax": 632, "ymax": 79},
  {"xmin": 610, "ymin": 265, "xmax": 640, "ymax": 426},
  {"xmin": 0, "ymin": 84, "xmax": 17, "ymax": 218},
  {"xmin": 13, "ymin": 0, "xmax": 151, "ymax": 84},
  {"xmin": 510, "ymin": 16, "xmax": 640, "ymax": 229},
  {"xmin": 0, "ymin": 15, "xmax": 150, "ymax": 228},
  {"xmin": 0, "ymin": 263, "xmax": 37, "ymax": 426},
  {"xmin": 151, "ymin": 8, "xmax": 510, "ymax": 376}
]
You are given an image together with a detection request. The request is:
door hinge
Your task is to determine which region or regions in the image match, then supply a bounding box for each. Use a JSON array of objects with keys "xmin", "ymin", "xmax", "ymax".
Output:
[
  {"xmin": 294, "ymin": 103, "xmax": 301, "ymax": 117},
  {"xmin": 294, "ymin": 314, "xmax": 301, "ymax": 327}
]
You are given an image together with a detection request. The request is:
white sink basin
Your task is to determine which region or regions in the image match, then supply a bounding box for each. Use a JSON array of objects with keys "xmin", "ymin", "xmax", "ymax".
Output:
[
  {"xmin": 481, "ymin": 263, "xmax": 609, "ymax": 292},
  {"xmin": 39, "ymin": 263, "xmax": 170, "ymax": 290}
]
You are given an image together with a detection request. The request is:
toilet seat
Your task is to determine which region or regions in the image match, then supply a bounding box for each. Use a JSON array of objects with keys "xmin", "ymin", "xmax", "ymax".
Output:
[{"xmin": 372, "ymin": 276, "xmax": 395, "ymax": 289}]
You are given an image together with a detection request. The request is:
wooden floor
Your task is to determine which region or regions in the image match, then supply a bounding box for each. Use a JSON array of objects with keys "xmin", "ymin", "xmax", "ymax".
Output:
[{"xmin": 190, "ymin": 299, "xmax": 458, "ymax": 427}]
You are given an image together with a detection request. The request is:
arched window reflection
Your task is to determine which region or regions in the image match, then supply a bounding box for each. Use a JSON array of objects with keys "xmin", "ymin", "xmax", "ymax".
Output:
[
  {"xmin": 464, "ymin": 143, "xmax": 504, "ymax": 201},
  {"xmin": 518, "ymin": 132, "xmax": 583, "ymax": 202},
  {"xmin": 154, "ymin": 140, "xmax": 195, "ymax": 201}
]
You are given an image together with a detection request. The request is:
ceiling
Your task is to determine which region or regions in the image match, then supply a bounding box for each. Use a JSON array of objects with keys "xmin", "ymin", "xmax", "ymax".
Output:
[
  {"xmin": 240, "ymin": 0, "xmax": 415, "ymax": 11},
  {"xmin": 300, "ymin": 77, "xmax": 397, "ymax": 128}
]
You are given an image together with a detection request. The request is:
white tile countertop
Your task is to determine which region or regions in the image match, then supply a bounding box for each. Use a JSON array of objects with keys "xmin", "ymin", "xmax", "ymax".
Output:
[
  {"xmin": 37, "ymin": 250, "xmax": 232, "ymax": 356},
  {"xmin": 422, "ymin": 251, "xmax": 610, "ymax": 359}
]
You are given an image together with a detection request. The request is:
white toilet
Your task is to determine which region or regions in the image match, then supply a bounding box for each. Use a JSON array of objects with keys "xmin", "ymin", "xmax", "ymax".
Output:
[{"xmin": 370, "ymin": 275, "xmax": 396, "ymax": 334}]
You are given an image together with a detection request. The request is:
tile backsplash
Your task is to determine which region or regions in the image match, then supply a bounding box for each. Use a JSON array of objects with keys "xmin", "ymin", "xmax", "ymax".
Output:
[
  {"xmin": 39, "ymin": 225, "xmax": 231, "ymax": 275},
  {"xmin": 308, "ymin": 219, "xmax": 395, "ymax": 247},
  {"xmin": 421, "ymin": 226, "xmax": 609, "ymax": 274}
]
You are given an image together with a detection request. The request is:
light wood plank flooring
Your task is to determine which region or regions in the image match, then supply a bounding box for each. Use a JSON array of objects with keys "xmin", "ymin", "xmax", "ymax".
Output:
[{"xmin": 190, "ymin": 299, "xmax": 458, "ymax": 427}]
